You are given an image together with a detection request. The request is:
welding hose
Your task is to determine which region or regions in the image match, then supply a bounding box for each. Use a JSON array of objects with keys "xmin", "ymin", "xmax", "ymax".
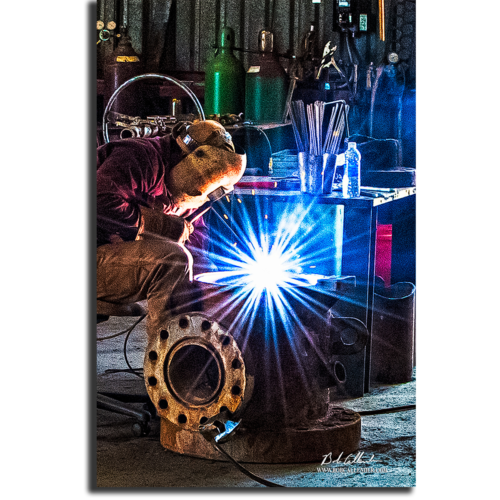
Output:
[
  {"xmin": 103, "ymin": 73, "xmax": 205, "ymax": 143},
  {"xmin": 100, "ymin": 315, "xmax": 146, "ymax": 379}
]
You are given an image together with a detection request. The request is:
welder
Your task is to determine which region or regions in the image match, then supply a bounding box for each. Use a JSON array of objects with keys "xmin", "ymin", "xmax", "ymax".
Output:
[{"xmin": 96, "ymin": 120, "xmax": 246, "ymax": 341}]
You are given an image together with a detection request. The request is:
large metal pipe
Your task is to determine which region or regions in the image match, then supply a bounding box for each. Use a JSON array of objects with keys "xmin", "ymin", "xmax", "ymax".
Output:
[{"xmin": 142, "ymin": 274, "xmax": 366, "ymax": 463}]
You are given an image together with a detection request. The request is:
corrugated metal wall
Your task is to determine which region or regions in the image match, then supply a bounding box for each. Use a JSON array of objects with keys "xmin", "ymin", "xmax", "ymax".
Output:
[{"xmin": 97, "ymin": 0, "xmax": 397, "ymax": 76}]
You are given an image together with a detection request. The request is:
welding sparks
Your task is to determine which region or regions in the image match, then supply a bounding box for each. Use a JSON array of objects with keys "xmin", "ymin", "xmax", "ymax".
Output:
[
  {"xmin": 246, "ymin": 249, "xmax": 287, "ymax": 292},
  {"xmin": 200, "ymin": 195, "xmax": 343, "ymax": 311},
  {"xmin": 194, "ymin": 194, "xmax": 371, "ymax": 425},
  {"xmin": 237, "ymin": 244, "xmax": 319, "ymax": 298},
  {"xmin": 194, "ymin": 195, "xmax": 352, "ymax": 419}
]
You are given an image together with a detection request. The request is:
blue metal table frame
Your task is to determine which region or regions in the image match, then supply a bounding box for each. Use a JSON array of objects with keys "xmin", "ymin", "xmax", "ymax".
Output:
[{"xmin": 209, "ymin": 186, "xmax": 416, "ymax": 392}]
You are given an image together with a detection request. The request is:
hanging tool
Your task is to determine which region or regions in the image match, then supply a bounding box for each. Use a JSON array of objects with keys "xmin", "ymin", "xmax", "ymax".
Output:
[
  {"xmin": 378, "ymin": 0, "xmax": 386, "ymax": 41},
  {"xmin": 316, "ymin": 41, "xmax": 338, "ymax": 79}
]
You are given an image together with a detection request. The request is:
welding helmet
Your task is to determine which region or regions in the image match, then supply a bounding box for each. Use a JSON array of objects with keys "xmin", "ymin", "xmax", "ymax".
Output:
[
  {"xmin": 172, "ymin": 119, "xmax": 236, "ymax": 154},
  {"xmin": 171, "ymin": 119, "xmax": 247, "ymax": 180}
]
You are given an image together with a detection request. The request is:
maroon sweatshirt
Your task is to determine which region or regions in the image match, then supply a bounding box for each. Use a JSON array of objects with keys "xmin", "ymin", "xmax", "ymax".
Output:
[{"xmin": 96, "ymin": 135, "xmax": 207, "ymax": 250}]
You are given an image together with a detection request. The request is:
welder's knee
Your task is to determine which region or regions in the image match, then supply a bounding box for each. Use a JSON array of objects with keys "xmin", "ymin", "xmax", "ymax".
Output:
[{"xmin": 148, "ymin": 240, "xmax": 193, "ymax": 278}]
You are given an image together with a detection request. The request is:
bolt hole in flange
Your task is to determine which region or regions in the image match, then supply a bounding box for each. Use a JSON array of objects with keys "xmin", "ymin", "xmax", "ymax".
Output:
[
  {"xmin": 160, "ymin": 330, "xmax": 169, "ymax": 340},
  {"xmin": 148, "ymin": 376, "xmax": 157, "ymax": 386},
  {"xmin": 178, "ymin": 414, "xmax": 187, "ymax": 424},
  {"xmin": 201, "ymin": 320, "xmax": 212, "ymax": 331},
  {"xmin": 166, "ymin": 343, "xmax": 223, "ymax": 406},
  {"xmin": 221, "ymin": 335, "xmax": 231, "ymax": 346},
  {"xmin": 231, "ymin": 385, "xmax": 241, "ymax": 396},
  {"xmin": 149, "ymin": 351, "xmax": 158, "ymax": 361},
  {"xmin": 179, "ymin": 317, "xmax": 189, "ymax": 329},
  {"xmin": 159, "ymin": 399, "xmax": 168, "ymax": 409},
  {"xmin": 232, "ymin": 358, "xmax": 242, "ymax": 369}
]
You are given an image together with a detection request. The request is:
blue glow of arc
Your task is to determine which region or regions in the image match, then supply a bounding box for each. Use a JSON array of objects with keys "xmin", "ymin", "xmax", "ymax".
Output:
[
  {"xmin": 203, "ymin": 195, "xmax": 342, "ymax": 338},
  {"xmin": 199, "ymin": 194, "xmax": 352, "ymax": 418}
]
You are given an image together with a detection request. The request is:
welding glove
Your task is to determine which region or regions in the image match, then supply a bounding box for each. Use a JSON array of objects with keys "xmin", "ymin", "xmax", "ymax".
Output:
[{"xmin": 136, "ymin": 205, "xmax": 194, "ymax": 245}]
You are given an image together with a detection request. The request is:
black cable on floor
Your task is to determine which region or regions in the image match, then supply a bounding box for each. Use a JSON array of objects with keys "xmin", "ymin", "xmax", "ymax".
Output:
[
  {"xmin": 212, "ymin": 441, "xmax": 285, "ymax": 488},
  {"xmin": 204, "ymin": 403, "xmax": 416, "ymax": 488},
  {"xmin": 123, "ymin": 316, "xmax": 146, "ymax": 379},
  {"xmin": 358, "ymin": 404, "xmax": 416, "ymax": 416},
  {"xmin": 97, "ymin": 315, "xmax": 145, "ymax": 341},
  {"xmin": 99, "ymin": 315, "xmax": 146, "ymax": 379}
]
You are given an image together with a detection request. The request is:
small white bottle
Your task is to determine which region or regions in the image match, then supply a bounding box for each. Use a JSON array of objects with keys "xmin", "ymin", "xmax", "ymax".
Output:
[{"xmin": 342, "ymin": 142, "xmax": 361, "ymax": 198}]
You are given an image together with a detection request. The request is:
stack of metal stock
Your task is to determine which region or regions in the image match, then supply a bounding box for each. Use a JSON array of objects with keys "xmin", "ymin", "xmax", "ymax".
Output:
[
  {"xmin": 290, "ymin": 99, "xmax": 350, "ymax": 194},
  {"xmin": 290, "ymin": 99, "xmax": 349, "ymax": 155}
]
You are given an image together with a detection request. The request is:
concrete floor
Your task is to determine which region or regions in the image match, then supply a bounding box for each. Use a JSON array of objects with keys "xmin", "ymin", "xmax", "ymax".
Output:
[{"xmin": 96, "ymin": 315, "xmax": 416, "ymax": 488}]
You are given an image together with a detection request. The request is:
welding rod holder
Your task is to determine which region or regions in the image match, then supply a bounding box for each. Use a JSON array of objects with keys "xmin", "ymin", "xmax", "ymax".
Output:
[
  {"xmin": 185, "ymin": 187, "xmax": 228, "ymax": 223},
  {"xmin": 185, "ymin": 203, "xmax": 211, "ymax": 223}
]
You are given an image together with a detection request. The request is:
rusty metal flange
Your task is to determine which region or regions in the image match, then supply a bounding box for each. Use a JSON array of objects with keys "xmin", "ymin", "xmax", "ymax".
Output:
[
  {"xmin": 143, "ymin": 313, "xmax": 253, "ymax": 432},
  {"xmin": 160, "ymin": 405, "xmax": 361, "ymax": 463}
]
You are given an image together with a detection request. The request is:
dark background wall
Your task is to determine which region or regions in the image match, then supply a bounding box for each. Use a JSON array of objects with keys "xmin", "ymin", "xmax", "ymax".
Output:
[
  {"xmin": 97, "ymin": 0, "xmax": 415, "ymax": 166},
  {"xmin": 97, "ymin": 0, "xmax": 415, "ymax": 80}
]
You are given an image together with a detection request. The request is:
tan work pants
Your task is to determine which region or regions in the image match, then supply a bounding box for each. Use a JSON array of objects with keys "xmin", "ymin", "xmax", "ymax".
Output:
[{"xmin": 97, "ymin": 239, "xmax": 195, "ymax": 341}]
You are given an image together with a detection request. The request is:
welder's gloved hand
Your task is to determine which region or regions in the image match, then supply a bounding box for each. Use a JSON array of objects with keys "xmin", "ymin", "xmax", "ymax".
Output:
[
  {"xmin": 180, "ymin": 220, "xmax": 195, "ymax": 244},
  {"xmin": 136, "ymin": 205, "xmax": 191, "ymax": 244}
]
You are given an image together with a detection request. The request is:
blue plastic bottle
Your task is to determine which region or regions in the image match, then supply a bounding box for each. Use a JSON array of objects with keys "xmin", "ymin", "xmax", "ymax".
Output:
[{"xmin": 342, "ymin": 142, "xmax": 361, "ymax": 198}]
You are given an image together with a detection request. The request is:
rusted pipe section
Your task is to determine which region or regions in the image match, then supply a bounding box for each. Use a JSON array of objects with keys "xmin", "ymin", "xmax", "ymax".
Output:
[{"xmin": 143, "ymin": 313, "xmax": 254, "ymax": 432}]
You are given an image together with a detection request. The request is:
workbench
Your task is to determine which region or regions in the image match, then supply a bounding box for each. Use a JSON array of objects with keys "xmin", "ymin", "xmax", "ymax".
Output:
[{"xmin": 207, "ymin": 186, "xmax": 416, "ymax": 392}]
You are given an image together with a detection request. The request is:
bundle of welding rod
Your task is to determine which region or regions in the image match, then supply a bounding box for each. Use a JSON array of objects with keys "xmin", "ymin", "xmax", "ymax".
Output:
[{"xmin": 290, "ymin": 99, "xmax": 349, "ymax": 156}]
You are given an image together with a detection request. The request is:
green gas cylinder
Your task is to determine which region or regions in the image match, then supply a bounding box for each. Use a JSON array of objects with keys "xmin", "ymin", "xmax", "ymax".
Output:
[
  {"xmin": 204, "ymin": 27, "xmax": 245, "ymax": 116},
  {"xmin": 245, "ymin": 29, "xmax": 288, "ymax": 124}
]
